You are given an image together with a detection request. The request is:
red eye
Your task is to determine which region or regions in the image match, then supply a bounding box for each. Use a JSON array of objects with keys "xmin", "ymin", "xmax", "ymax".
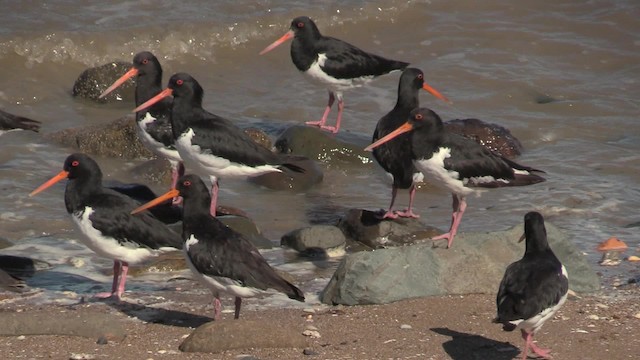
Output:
[
  {"xmin": 183, "ymin": 180, "xmax": 191, "ymax": 187},
  {"xmin": 176, "ymin": 79, "xmax": 184, "ymax": 86},
  {"xmin": 417, "ymin": 74, "xmax": 423, "ymax": 80},
  {"xmin": 71, "ymin": 160, "xmax": 79, "ymax": 167},
  {"xmin": 297, "ymin": 22, "xmax": 304, "ymax": 28},
  {"xmin": 142, "ymin": 59, "xmax": 149, "ymax": 64},
  {"xmin": 415, "ymin": 114, "xmax": 423, "ymax": 120}
]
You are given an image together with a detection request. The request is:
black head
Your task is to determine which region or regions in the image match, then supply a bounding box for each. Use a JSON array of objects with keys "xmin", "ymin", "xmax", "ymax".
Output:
[
  {"xmin": 175, "ymin": 174, "xmax": 208, "ymax": 200},
  {"xmin": 63, "ymin": 153, "xmax": 101, "ymax": 180},
  {"xmin": 167, "ymin": 72, "xmax": 203, "ymax": 102},
  {"xmin": 522, "ymin": 211, "xmax": 550, "ymax": 253},
  {"xmin": 132, "ymin": 51, "xmax": 162, "ymax": 76},
  {"xmin": 290, "ymin": 16, "xmax": 321, "ymax": 38},
  {"xmin": 400, "ymin": 68, "xmax": 426, "ymax": 91},
  {"xmin": 407, "ymin": 107, "xmax": 444, "ymax": 132}
]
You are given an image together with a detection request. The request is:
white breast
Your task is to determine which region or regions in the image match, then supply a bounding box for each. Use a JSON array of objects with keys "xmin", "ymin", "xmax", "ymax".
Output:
[
  {"xmin": 305, "ymin": 53, "xmax": 374, "ymax": 93},
  {"xmin": 71, "ymin": 207, "xmax": 164, "ymax": 265},
  {"xmin": 414, "ymin": 147, "xmax": 475, "ymax": 197},
  {"xmin": 136, "ymin": 112, "xmax": 182, "ymax": 162}
]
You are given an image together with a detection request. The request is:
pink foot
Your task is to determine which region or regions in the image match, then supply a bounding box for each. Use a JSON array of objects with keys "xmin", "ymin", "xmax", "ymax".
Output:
[
  {"xmin": 529, "ymin": 343, "xmax": 552, "ymax": 359},
  {"xmin": 305, "ymin": 120, "xmax": 323, "ymax": 127},
  {"xmin": 431, "ymin": 232, "xmax": 455, "ymax": 249},
  {"xmin": 319, "ymin": 125, "xmax": 339, "ymax": 134},
  {"xmin": 93, "ymin": 292, "xmax": 119, "ymax": 299},
  {"xmin": 394, "ymin": 209, "xmax": 420, "ymax": 218},
  {"xmin": 377, "ymin": 210, "xmax": 399, "ymax": 220}
]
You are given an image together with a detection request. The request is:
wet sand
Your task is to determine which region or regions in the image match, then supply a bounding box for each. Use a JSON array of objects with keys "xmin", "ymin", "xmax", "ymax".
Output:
[{"xmin": 1, "ymin": 286, "xmax": 639, "ymax": 359}]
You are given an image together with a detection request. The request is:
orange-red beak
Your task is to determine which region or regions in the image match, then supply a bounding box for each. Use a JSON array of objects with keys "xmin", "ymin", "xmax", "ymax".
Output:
[
  {"xmin": 364, "ymin": 122, "xmax": 415, "ymax": 152},
  {"xmin": 131, "ymin": 189, "xmax": 180, "ymax": 215},
  {"xmin": 29, "ymin": 170, "xmax": 69, "ymax": 197},
  {"xmin": 99, "ymin": 67, "xmax": 139, "ymax": 99},
  {"xmin": 132, "ymin": 88, "xmax": 173, "ymax": 113},
  {"xmin": 259, "ymin": 30, "xmax": 294, "ymax": 55},
  {"xmin": 422, "ymin": 82, "xmax": 451, "ymax": 104}
]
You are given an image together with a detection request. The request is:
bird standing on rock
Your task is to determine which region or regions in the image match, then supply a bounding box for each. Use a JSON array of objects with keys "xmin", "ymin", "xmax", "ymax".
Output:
[
  {"xmin": 371, "ymin": 68, "xmax": 450, "ymax": 219},
  {"xmin": 260, "ymin": 16, "xmax": 411, "ymax": 133},
  {"xmin": 29, "ymin": 153, "xmax": 183, "ymax": 300},
  {"xmin": 134, "ymin": 72, "xmax": 304, "ymax": 217},
  {"xmin": 131, "ymin": 174, "xmax": 305, "ymax": 320},
  {"xmin": 494, "ymin": 211, "xmax": 569, "ymax": 360},
  {"xmin": 366, "ymin": 108, "xmax": 546, "ymax": 248}
]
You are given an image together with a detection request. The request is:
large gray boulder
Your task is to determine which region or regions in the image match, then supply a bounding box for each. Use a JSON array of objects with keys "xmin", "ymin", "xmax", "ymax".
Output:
[
  {"xmin": 281, "ymin": 225, "xmax": 346, "ymax": 257},
  {"xmin": 321, "ymin": 222, "xmax": 600, "ymax": 305}
]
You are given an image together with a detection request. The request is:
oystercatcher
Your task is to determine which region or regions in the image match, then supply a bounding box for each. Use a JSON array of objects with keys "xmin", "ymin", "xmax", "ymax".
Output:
[
  {"xmin": 260, "ymin": 16, "xmax": 416, "ymax": 133},
  {"xmin": 365, "ymin": 108, "xmax": 545, "ymax": 248},
  {"xmin": 131, "ymin": 174, "xmax": 305, "ymax": 319},
  {"xmin": 29, "ymin": 153, "xmax": 183, "ymax": 299},
  {"xmin": 372, "ymin": 68, "xmax": 449, "ymax": 219},
  {"xmin": 99, "ymin": 51, "xmax": 185, "ymax": 190},
  {"xmin": 133, "ymin": 72, "xmax": 304, "ymax": 216},
  {"xmin": 494, "ymin": 211, "xmax": 569, "ymax": 360},
  {"xmin": 0, "ymin": 109, "xmax": 41, "ymax": 133}
]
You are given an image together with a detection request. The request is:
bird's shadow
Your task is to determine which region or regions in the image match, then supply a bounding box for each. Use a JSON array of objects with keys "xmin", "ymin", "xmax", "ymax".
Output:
[
  {"xmin": 430, "ymin": 327, "xmax": 520, "ymax": 360},
  {"xmin": 102, "ymin": 298, "xmax": 212, "ymax": 328}
]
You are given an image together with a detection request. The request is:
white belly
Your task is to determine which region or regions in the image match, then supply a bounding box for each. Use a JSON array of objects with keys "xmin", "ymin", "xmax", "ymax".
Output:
[
  {"xmin": 175, "ymin": 128, "xmax": 281, "ymax": 179},
  {"xmin": 414, "ymin": 147, "xmax": 475, "ymax": 197},
  {"xmin": 305, "ymin": 53, "xmax": 374, "ymax": 93}
]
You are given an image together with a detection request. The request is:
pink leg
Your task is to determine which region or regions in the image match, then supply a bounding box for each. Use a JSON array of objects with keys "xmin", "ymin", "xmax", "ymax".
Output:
[
  {"xmin": 319, "ymin": 96, "xmax": 344, "ymax": 134},
  {"xmin": 394, "ymin": 184, "xmax": 420, "ymax": 218},
  {"xmin": 432, "ymin": 194, "xmax": 467, "ymax": 248},
  {"xmin": 378, "ymin": 187, "xmax": 400, "ymax": 219},
  {"xmin": 306, "ymin": 91, "xmax": 334, "ymax": 128},
  {"xmin": 94, "ymin": 261, "xmax": 121, "ymax": 299},
  {"xmin": 170, "ymin": 161, "xmax": 185, "ymax": 205},
  {"xmin": 521, "ymin": 330, "xmax": 552, "ymax": 359},
  {"xmin": 234, "ymin": 296, "xmax": 242, "ymax": 319},
  {"xmin": 209, "ymin": 176, "xmax": 218, "ymax": 217},
  {"xmin": 213, "ymin": 296, "xmax": 222, "ymax": 320},
  {"xmin": 115, "ymin": 262, "xmax": 129, "ymax": 299}
]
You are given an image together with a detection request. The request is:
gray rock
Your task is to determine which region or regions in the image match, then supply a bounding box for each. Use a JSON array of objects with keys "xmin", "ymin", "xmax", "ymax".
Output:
[
  {"xmin": 44, "ymin": 115, "xmax": 153, "ymax": 159},
  {"xmin": 281, "ymin": 225, "xmax": 346, "ymax": 257},
  {"xmin": 321, "ymin": 222, "xmax": 600, "ymax": 305},
  {"xmin": 0, "ymin": 269, "xmax": 28, "ymax": 293},
  {"xmin": 249, "ymin": 155, "xmax": 323, "ymax": 192},
  {"xmin": 0, "ymin": 237, "xmax": 12, "ymax": 250},
  {"xmin": 444, "ymin": 118, "xmax": 522, "ymax": 159},
  {"xmin": 274, "ymin": 125, "xmax": 372, "ymax": 166},
  {"xmin": 0, "ymin": 255, "xmax": 52, "ymax": 277},
  {"xmin": 0, "ymin": 311, "xmax": 125, "ymax": 340},
  {"xmin": 179, "ymin": 319, "xmax": 307, "ymax": 353},
  {"xmin": 337, "ymin": 209, "xmax": 440, "ymax": 249},
  {"xmin": 72, "ymin": 61, "xmax": 135, "ymax": 103}
]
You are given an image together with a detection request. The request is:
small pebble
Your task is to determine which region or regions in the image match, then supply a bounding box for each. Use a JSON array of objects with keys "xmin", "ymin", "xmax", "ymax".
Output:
[
  {"xmin": 400, "ymin": 324, "xmax": 412, "ymax": 330},
  {"xmin": 302, "ymin": 330, "xmax": 321, "ymax": 338},
  {"xmin": 69, "ymin": 354, "xmax": 96, "ymax": 360},
  {"xmin": 587, "ymin": 315, "xmax": 600, "ymax": 320},
  {"xmin": 303, "ymin": 348, "xmax": 318, "ymax": 356},
  {"xmin": 634, "ymin": 312, "xmax": 640, "ymax": 319},
  {"xmin": 17, "ymin": 335, "xmax": 26, "ymax": 340},
  {"xmin": 96, "ymin": 336, "xmax": 108, "ymax": 345},
  {"xmin": 595, "ymin": 303, "xmax": 609, "ymax": 309},
  {"xmin": 303, "ymin": 308, "xmax": 316, "ymax": 314}
]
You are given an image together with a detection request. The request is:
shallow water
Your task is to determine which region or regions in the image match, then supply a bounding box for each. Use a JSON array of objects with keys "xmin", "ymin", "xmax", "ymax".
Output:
[{"xmin": 1, "ymin": 0, "xmax": 639, "ymax": 301}]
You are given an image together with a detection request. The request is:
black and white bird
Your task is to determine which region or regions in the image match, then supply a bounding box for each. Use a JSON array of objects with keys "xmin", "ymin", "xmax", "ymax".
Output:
[
  {"xmin": 99, "ymin": 51, "xmax": 185, "ymax": 191},
  {"xmin": 494, "ymin": 211, "xmax": 569, "ymax": 360},
  {"xmin": 29, "ymin": 153, "xmax": 183, "ymax": 299},
  {"xmin": 134, "ymin": 72, "xmax": 304, "ymax": 217},
  {"xmin": 131, "ymin": 174, "xmax": 305, "ymax": 320},
  {"xmin": 0, "ymin": 109, "xmax": 41, "ymax": 134},
  {"xmin": 371, "ymin": 68, "xmax": 449, "ymax": 219},
  {"xmin": 365, "ymin": 108, "xmax": 546, "ymax": 248},
  {"xmin": 260, "ymin": 16, "xmax": 411, "ymax": 133}
]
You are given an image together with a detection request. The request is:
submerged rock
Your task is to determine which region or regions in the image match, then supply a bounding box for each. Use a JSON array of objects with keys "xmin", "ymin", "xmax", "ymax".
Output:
[
  {"xmin": 45, "ymin": 116, "xmax": 152, "ymax": 159},
  {"xmin": 72, "ymin": 61, "xmax": 135, "ymax": 103},
  {"xmin": 321, "ymin": 221, "xmax": 599, "ymax": 305},
  {"xmin": 0, "ymin": 255, "xmax": 52, "ymax": 277},
  {"xmin": 281, "ymin": 225, "xmax": 346, "ymax": 258},
  {"xmin": 337, "ymin": 209, "xmax": 440, "ymax": 249},
  {"xmin": 444, "ymin": 118, "xmax": 523, "ymax": 158},
  {"xmin": 275, "ymin": 125, "xmax": 372, "ymax": 166},
  {"xmin": 249, "ymin": 155, "xmax": 323, "ymax": 191},
  {"xmin": 179, "ymin": 319, "xmax": 306, "ymax": 353}
]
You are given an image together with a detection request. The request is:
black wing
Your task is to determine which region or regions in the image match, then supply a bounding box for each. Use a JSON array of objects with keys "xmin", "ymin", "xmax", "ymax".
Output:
[
  {"xmin": 186, "ymin": 216, "xmax": 304, "ymax": 300},
  {"xmin": 0, "ymin": 109, "xmax": 41, "ymax": 132}
]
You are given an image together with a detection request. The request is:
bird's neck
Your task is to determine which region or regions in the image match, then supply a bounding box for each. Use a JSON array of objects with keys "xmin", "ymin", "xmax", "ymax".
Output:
[
  {"xmin": 64, "ymin": 175, "xmax": 102, "ymax": 214},
  {"xmin": 394, "ymin": 87, "xmax": 420, "ymax": 113},
  {"xmin": 170, "ymin": 97, "xmax": 202, "ymax": 139}
]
